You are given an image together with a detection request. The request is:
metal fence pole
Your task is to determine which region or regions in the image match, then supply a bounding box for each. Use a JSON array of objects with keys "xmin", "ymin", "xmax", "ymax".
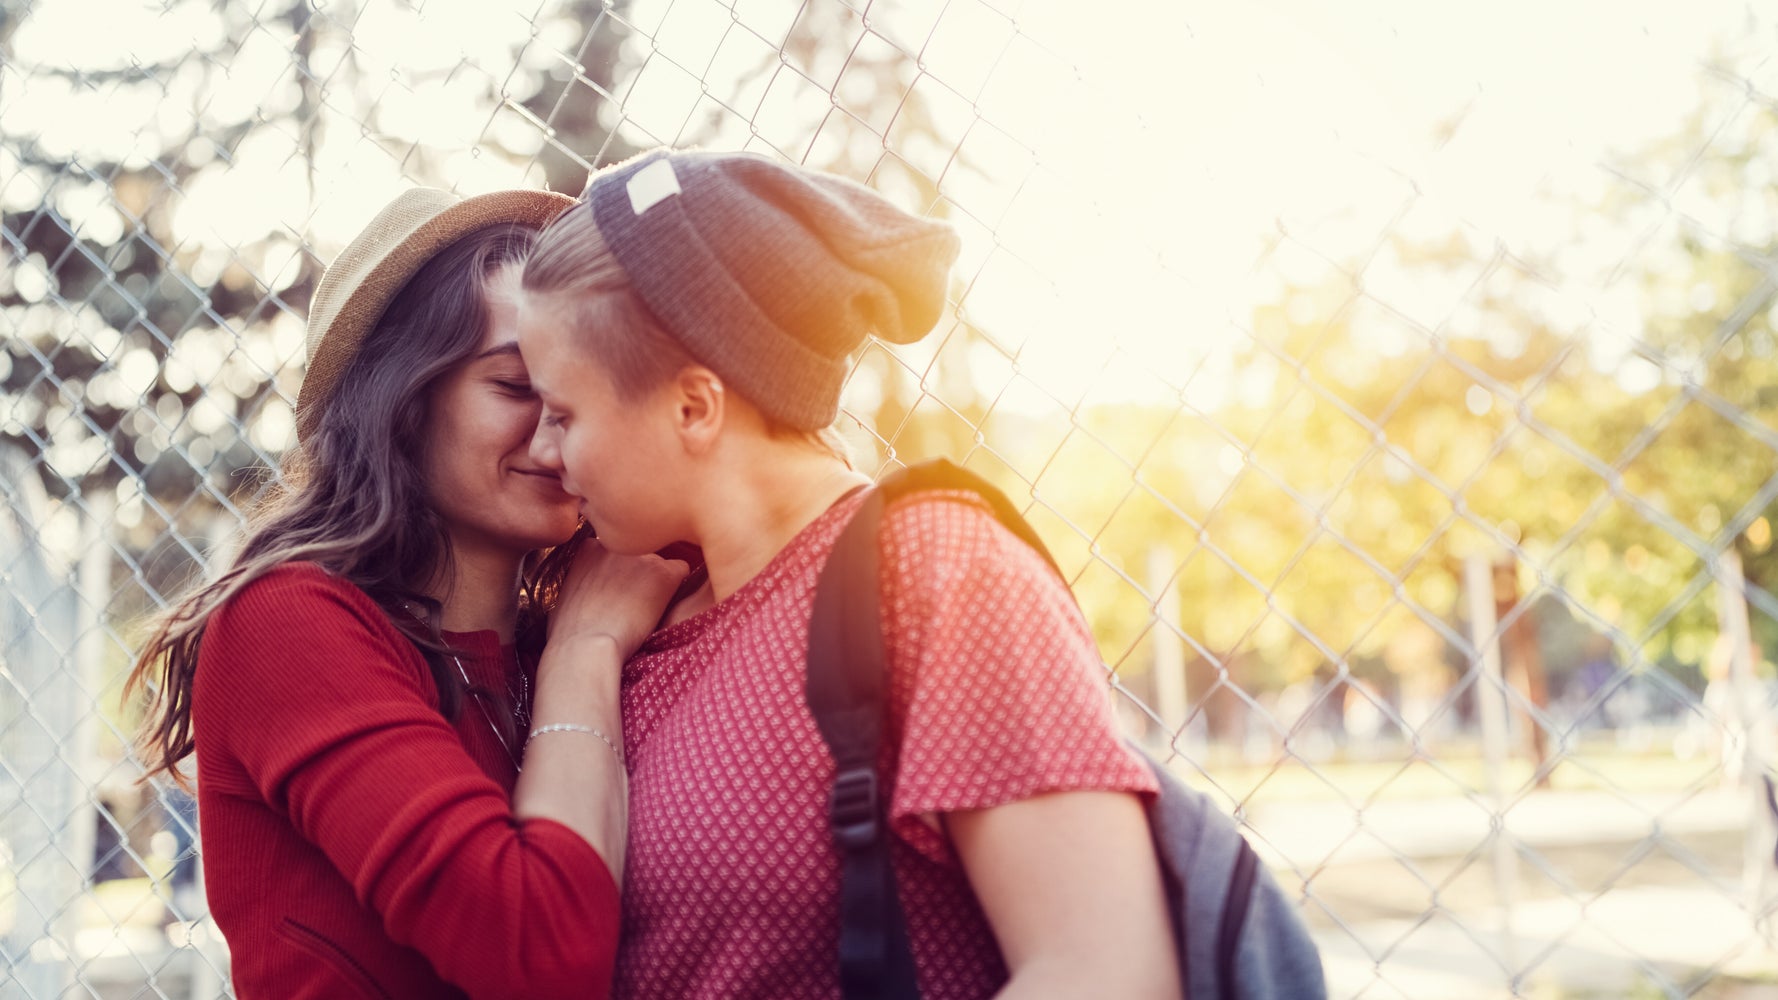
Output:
[
  {"xmin": 0, "ymin": 444, "xmax": 81, "ymax": 999},
  {"xmin": 1147, "ymin": 546, "xmax": 1190, "ymax": 752},
  {"xmin": 1464, "ymin": 553, "xmax": 1518, "ymax": 977},
  {"xmin": 66, "ymin": 491, "xmax": 108, "ymax": 909},
  {"xmin": 1719, "ymin": 548, "xmax": 1776, "ymax": 939}
]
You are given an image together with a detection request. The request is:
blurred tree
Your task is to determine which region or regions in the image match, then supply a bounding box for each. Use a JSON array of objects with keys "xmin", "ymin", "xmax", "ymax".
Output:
[
  {"xmin": 3, "ymin": 0, "xmax": 320, "ymax": 613},
  {"xmin": 968, "ymin": 70, "xmax": 1778, "ymax": 752},
  {"xmin": 2, "ymin": 0, "xmax": 956, "ymax": 622}
]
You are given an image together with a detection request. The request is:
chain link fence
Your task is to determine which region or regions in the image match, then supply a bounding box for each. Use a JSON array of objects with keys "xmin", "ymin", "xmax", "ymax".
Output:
[{"xmin": 5, "ymin": 0, "xmax": 1778, "ymax": 996}]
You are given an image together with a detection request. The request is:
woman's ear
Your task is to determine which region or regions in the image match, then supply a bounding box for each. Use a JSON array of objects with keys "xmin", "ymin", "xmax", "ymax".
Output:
[{"xmin": 670, "ymin": 365, "xmax": 725, "ymax": 454}]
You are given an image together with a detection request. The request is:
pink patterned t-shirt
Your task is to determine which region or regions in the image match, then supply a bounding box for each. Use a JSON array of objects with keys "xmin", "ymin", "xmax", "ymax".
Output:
[{"xmin": 613, "ymin": 490, "xmax": 1157, "ymax": 1000}]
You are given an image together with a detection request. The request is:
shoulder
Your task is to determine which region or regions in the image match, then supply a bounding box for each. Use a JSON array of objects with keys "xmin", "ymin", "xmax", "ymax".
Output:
[
  {"xmin": 199, "ymin": 561, "xmax": 414, "ymax": 689},
  {"xmin": 212, "ymin": 561, "xmax": 391, "ymax": 634},
  {"xmin": 880, "ymin": 490, "xmax": 1064, "ymax": 593}
]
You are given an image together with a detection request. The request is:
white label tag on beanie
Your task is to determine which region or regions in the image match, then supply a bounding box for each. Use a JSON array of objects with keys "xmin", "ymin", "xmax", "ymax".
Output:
[{"xmin": 627, "ymin": 159, "xmax": 682, "ymax": 216}]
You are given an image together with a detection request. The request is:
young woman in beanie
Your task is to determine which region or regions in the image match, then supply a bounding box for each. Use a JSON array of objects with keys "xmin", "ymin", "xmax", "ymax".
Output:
[
  {"xmin": 128, "ymin": 188, "xmax": 687, "ymax": 1000},
  {"xmin": 519, "ymin": 150, "xmax": 1180, "ymax": 999}
]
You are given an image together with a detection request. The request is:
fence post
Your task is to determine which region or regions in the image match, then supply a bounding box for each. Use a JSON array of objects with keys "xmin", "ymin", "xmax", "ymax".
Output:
[
  {"xmin": 1491, "ymin": 557, "xmax": 1552, "ymax": 785},
  {"xmin": 65, "ymin": 490, "xmax": 110, "ymax": 915},
  {"xmin": 1147, "ymin": 546, "xmax": 1193, "ymax": 755},
  {"xmin": 1464, "ymin": 553, "xmax": 1519, "ymax": 977},
  {"xmin": 1716, "ymin": 548, "xmax": 1776, "ymax": 938},
  {"xmin": 0, "ymin": 444, "xmax": 82, "ymax": 999}
]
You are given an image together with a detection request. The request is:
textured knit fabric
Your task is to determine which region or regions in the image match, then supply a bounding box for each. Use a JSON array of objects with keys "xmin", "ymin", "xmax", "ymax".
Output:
[
  {"xmin": 193, "ymin": 562, "xmax": 620, "ymax": 1000},
  {"xmin": 584, "ymin": 148, "xmax": 961, "ymax": 430},
  {"xmin": 614, "ymin": 491, "xmax": 1158, "ymax": 999}
]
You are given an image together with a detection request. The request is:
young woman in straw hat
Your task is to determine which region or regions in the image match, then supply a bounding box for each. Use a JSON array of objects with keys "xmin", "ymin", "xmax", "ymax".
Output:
[
  {"xmin": 517, "ymin": 149, "xmax": 1179, "ymax": 999},
  {"xmin": 128, "ymin": 188, "xmax": 687, "ymax": 1000}
]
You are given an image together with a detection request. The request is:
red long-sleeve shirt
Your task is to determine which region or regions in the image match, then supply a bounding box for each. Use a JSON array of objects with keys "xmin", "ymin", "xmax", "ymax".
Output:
[{"xmin": 192, "ymin": 562, "xmax": 619, "ymax": 1000}]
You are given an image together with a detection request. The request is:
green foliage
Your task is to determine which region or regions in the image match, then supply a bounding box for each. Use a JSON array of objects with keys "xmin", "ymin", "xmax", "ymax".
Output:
[{"xmin": 872, "ymin": 68, "xmax": 1778, "ymax": 703}]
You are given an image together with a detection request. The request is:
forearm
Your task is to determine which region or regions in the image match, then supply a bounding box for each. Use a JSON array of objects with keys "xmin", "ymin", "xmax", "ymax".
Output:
[
  {"xmin": 993, "ymin": 959, "xmax": 1174, "ymax": 1000},
  {"xmin": 992, "ymin": 963, "xmax": 1085, "ymax": 1000},
  {"xmin": 514, "ymin": 633, "xmax": 629, "ymax": 883}
]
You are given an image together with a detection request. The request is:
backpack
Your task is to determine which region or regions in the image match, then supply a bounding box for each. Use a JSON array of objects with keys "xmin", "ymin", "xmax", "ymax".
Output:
[{"xmin": 805, "ymin": 459, "xmax": 1328, "ymax": 1000}]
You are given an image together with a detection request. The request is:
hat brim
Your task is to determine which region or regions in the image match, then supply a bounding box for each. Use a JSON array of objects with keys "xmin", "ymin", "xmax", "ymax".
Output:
[{"xmin": 295, "ymin": 188, "xmax": 576, "ymax": 442}]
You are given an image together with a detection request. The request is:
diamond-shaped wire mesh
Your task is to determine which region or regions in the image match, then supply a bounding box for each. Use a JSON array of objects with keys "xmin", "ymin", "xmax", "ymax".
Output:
[{"xmin": 4, "ymin": 1, "xmax": 1778, "ymax": 997}]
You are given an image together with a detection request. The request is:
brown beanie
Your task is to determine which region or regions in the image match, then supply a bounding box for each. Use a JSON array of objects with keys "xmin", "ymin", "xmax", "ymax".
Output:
[{"xmin": 584, "ymin": 148, "xmax": 961, "ymax": 430}]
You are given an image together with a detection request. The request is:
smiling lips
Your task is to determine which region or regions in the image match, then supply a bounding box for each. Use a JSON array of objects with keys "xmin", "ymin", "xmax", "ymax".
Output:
[{"xmin": 513, "ymin": 468, "xmax": 568, "ymax": 489}]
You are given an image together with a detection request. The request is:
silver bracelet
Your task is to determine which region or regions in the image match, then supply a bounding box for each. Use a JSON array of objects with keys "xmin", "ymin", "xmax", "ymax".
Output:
[{"xmin": 526, "ymin": 722, "xmax": 624, "ymax": 765}]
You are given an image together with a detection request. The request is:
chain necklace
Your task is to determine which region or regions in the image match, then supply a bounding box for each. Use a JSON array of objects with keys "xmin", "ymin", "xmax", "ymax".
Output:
[
  {"xmin": 454, "ymin": 651, "xmax": 531, "ymax": 773},
  {"xmin": 398, "ymin": 599, "xmax": 531, "ymax": 772}
]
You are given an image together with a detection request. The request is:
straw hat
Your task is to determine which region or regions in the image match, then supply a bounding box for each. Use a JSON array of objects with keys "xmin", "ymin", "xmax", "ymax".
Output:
[{"xmin": 296, "ymin": 187, "xmax": 576, "ymax": 442}]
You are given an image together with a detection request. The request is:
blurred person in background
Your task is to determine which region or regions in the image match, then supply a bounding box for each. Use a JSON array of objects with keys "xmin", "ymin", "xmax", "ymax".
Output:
[
  {"xmin": 518, "ymin": 149, "xmax": 1180, "ymax": 1000},
  {"xmin": 126, "ymin": 188, "xmax": 687, "ymax": 1000}
]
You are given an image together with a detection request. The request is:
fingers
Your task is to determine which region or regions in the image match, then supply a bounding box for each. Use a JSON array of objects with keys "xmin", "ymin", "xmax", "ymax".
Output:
[
  {"xmin": 651, "ymin": 557, "xmax": 692, "ymax": 585},
  {"xmin": 556, "ymin": 550, "xmax": 691, "ymax": 623}
]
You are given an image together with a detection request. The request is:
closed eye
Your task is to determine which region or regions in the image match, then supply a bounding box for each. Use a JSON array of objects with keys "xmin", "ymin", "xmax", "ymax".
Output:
[{"xmin": 494, "ymin": 380, "xmax": 534, "ymax": 396}]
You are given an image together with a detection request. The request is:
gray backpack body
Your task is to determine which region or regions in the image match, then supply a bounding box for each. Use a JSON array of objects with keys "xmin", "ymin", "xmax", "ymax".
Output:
[
  {"xmin": 1145, "ymin": 751, "xmax": 1328, "ymax": 998},
  {"xmin": 805, "ymin": 459, "xmax": 1328, "ymax": 1000}
]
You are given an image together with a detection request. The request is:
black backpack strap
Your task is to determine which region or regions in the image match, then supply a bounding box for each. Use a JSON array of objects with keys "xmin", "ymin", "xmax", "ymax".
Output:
[
  {"xmin": 808, "ymin": 486, "xmax": 920, "ymax": 1000},
  {"xmin": 806, "ymin": 459, "xmax": 1056, "ymax": 1000},
  {"xmin": 815, "ymin": 459, "xmax": 1324, "ymax": 999},
  {"xmin": 873, "ymin": 461, "xmax": 1065, "ymax": 583}
]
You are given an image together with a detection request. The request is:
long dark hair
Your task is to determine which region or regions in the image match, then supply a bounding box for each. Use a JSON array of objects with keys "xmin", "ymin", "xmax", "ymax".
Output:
[{"xmin": 128, "ymin": 222, "xmax": 573, "ymax": 784}]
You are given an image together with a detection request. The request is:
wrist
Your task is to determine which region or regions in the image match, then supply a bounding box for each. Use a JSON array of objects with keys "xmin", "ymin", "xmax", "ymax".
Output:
[
  {"xmin": 546, "ymin": 629, "xmax": 622, "ymax": 654},
  {"xmin": 536, "ymin": 633, "xmax": 624, "ymax": 708},
  {"xmin": 526, "ymin": 722, "xmax": 625, "ymax": 765}
]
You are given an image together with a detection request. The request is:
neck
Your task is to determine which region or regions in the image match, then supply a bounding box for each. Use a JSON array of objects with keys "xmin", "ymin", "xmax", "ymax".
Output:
[
  {"xmin": 423, "ymin": 539, "xmax": 525, "ymax": 642},
  {"xmin": 692, "ymin": 448, "xmax": 869, "ymax": 602}
]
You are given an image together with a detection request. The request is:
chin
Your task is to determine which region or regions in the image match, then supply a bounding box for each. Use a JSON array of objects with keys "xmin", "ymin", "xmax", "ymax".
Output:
[
  {"xmin": 508, "ymin": 508, "xmax": 583, "ymax": 551},
  {"xmin": 584, "ymin": 522, "xmax": 661, "ymax": 558},
  {"xmin": 540, "ymin": 519, "xmax": 585, "ymax": 548}
]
